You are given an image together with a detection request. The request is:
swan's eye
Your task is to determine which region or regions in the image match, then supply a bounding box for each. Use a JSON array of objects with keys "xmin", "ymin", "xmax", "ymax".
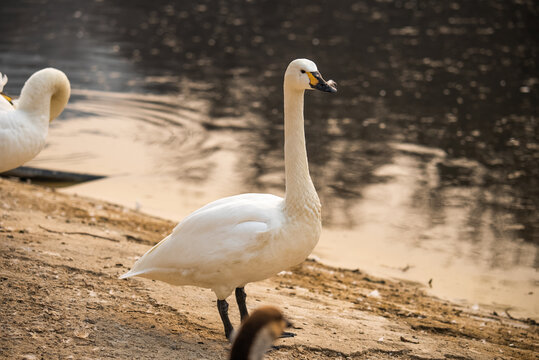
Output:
[{"xmin": 300, "ymin": 70, "xmax": 306, "ymax": 74}]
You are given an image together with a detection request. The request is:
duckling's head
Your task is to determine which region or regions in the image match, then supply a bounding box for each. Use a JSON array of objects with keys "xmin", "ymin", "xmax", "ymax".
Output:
[
  {"xmin": 229, "ymin": 306, "xmax": 291, "ymax": 360},
  {"xmin": 284, "ymin": 58, "xmax": 337, "ymax": 93}
]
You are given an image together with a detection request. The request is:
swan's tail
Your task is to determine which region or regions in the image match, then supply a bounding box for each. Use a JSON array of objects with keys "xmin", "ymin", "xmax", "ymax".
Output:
[
  {"xmin": 119, "ymin": 270, "xmax": 134, "ymax": 279},
  {"xmin": 118, "ymin": 260, "xmax": 153, "ymax": 279}
]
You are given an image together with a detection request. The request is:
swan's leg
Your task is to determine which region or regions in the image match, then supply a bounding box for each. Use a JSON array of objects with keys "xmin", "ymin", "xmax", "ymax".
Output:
[
  {"xmin": 233, "ymin": 287, "xmax": 295, "ymax": 338},
  {"xmin": 235, "ymin": 287, "xmax": 249, "ymax": 321},
  {"xmin": 217, "ymin": 299, "xmax": 234, "ymax": 340}
]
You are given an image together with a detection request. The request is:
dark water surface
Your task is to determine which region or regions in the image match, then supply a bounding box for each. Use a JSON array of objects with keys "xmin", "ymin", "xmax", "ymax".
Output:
[{"xmin": 1, "ymin": 0, "xmax": 538, "ymax": 314}]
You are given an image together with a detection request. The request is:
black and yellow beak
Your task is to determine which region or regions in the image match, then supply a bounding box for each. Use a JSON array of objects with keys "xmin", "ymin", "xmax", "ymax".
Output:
[
  {"xmin": 307, "ymin": 71, "xmax": 337, "ymax": 93},
  {"xmin": 1, "ymin": 92, "xmax": 14, "ymax": 106}
]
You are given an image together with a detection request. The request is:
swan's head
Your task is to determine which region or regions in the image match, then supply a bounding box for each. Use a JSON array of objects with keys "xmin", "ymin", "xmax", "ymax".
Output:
[
  {"xmin": 284, "ymin": 58, "xmax": 337, "ymax": 93},
  {"xmin": 0, "ymin": 72, "xmax": 14, "ymax": 106}
]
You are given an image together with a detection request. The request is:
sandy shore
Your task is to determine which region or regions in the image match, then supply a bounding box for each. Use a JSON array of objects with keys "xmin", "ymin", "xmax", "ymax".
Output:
[{"xmin": 0, "ymin": 178, "xmax": 537, "ymax": 359}]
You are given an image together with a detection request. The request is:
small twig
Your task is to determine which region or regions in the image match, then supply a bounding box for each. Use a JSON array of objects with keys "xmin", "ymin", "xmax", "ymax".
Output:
[
  {"xmin": 363, "ymin": 277, "xmax": 385, "ymax": 284},
  {"xmin": 401, "ymin": 264, "xmax": 412, "ymax": 272},
  {"xmin": 400, "ymin": 336, "xmax": 419, "ymax": 344},
  {"xmin": 39, "ymin": 225, "xmax": 119, "ymax": 242},
  {"xmin": 124, "ymin": 234, "xmax": 152, "ymax": 245},
  {"xmin": 504, "ymin": 309, "xmax": 538, "ymax": 325}
]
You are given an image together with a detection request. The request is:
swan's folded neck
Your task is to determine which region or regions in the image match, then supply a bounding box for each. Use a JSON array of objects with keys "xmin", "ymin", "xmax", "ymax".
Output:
[
  {"xmin": 16, "ymin": 68, "xmax": 70, "ymax": 123},
  {"xmin": 283, "ymin": 86, "xmax": 320, "ymax": 218}
]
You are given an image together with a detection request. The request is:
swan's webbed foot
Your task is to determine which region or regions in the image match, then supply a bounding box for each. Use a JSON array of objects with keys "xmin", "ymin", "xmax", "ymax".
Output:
[
  {"xmin": 235, "ymin": 287, "xmax": 249, "ymax": 322},
  {"xmin": 217, "ymin": 299, "xmax": 234, "ymax": 341}
]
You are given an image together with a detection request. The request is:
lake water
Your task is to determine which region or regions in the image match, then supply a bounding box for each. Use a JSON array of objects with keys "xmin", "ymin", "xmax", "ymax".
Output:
[{"xmin": 1, "ymin": 0, "xmax": 537, "ymax": 319}]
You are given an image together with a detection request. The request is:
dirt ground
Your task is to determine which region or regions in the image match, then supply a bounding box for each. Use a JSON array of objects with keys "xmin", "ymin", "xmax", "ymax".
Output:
[{"xmin": 0, "ymin": 178, "xmax": 537, "ymax": 359}]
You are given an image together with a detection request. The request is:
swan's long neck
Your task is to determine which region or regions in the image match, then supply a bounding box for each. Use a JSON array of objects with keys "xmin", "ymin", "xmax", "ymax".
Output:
[
  {"xmin": 283, "ymin": 85, "xmax": 320, "ymax": 217},
  {"xmin": 16, "ymin": 68, "xmax": 70, "ymax": 123}
]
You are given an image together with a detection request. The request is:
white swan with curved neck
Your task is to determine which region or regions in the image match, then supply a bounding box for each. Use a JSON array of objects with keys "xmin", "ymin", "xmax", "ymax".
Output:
[
  {"xmin": 0, "ymin": 68, "xmax": 71, "ymax": 173},
  {"xmin": 120, "ymin": 59, "xmax": 337, "ymax": 340}
]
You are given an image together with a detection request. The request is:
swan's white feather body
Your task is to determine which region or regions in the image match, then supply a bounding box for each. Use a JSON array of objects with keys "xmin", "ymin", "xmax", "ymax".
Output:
[
  {"xmin": 0, "ymin": 109, "xmax": 49, "ymax": 172},
  {"xmin": 0, "ymin": 68, "xmax": 70, "ymax": 173},
  {"xmin": 121, "ymin": 193, "xmax": 320, "ymax": 299}
]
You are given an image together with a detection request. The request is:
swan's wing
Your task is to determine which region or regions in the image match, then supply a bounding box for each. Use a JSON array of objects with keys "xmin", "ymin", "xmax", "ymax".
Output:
[
  {"xmin": 122, "ymin": 193, "xmax": 284, "ymax": 278},
  {"xmin": 171, "ymin": 193, "xmax": 283, "ymax": 235}
]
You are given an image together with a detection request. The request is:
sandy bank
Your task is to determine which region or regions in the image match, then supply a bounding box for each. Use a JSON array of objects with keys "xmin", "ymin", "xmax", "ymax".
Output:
[{"xmin": 0, "ymin": 178, "xmax": 536, "ymax": 359}]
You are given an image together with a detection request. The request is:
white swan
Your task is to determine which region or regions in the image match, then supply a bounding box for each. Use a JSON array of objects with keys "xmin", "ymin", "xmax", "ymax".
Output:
[
  {"xmin": 120, "ymin": 58, "xmax": 337, "ymax": 339},
  {"xmin": 0, "ymin": 68, "xmax": 71, "ymax": 173},
  {"xmin": 229, "ymin": 306, "xmax": 291, "ymax": 360}
]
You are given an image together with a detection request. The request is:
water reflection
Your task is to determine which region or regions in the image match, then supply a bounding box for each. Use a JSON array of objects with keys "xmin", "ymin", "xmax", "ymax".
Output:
[{"xmin": 0, "ymin": 0, "xmax": 537, "ymax": 316}]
